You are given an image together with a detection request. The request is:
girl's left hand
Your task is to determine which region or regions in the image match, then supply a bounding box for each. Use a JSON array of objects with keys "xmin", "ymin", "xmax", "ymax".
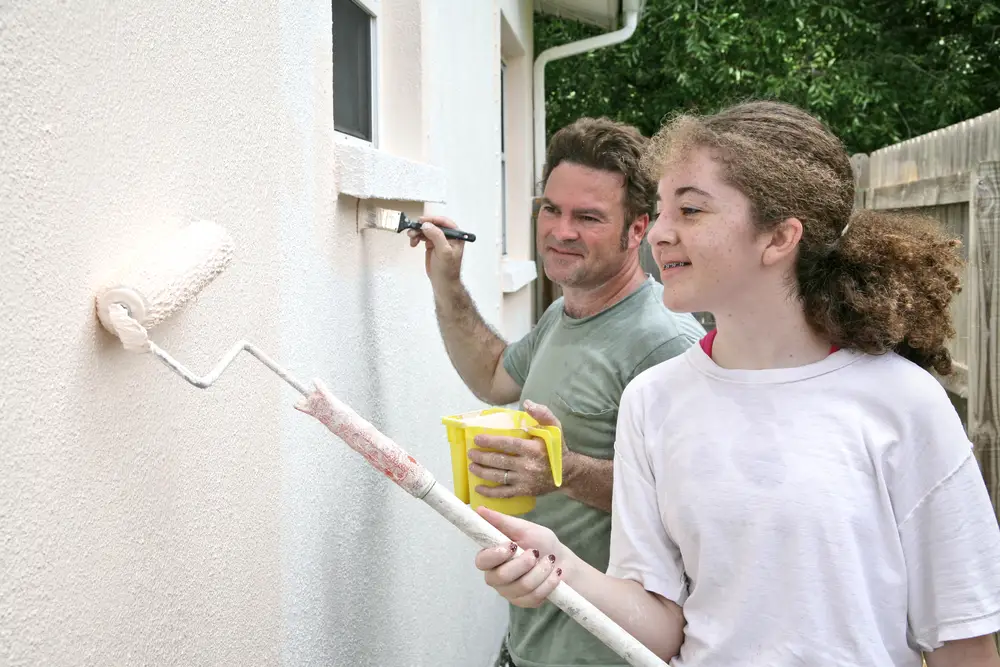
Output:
[{"xmin": 473, "ymin": 506, "xmax": 567, "ymax": 608}]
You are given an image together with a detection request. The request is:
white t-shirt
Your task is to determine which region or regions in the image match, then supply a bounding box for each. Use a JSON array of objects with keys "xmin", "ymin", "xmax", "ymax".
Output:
[{"xmin": 607, "ymin": 343, "xmax": 1000, "ymax": 667}]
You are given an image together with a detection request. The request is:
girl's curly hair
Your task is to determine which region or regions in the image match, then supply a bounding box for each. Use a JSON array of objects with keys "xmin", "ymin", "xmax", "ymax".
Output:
[{"xmin": 644, "ymin": 101, "xmax": 963, "ymax": 375}]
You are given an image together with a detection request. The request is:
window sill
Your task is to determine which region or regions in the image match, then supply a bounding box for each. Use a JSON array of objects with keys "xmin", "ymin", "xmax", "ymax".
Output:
[
  {"xmin": 501, "ymin": 258, "xmax": 537, "ymax": 294},
  {"xmin": 335, "ymin": 134, "xmax": 446, "ymax": 203}
]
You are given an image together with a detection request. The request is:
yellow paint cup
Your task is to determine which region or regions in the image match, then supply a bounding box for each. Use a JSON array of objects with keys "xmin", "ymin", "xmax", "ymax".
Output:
[{"xmin": 441, "ymin": 407, "xmax": 563, "ymax": 515}]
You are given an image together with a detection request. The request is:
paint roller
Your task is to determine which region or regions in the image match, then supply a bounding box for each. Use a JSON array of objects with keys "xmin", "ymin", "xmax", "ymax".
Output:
[{"xmin": 94, "ymin": 220, "xmax": 669, "ymax": 667}]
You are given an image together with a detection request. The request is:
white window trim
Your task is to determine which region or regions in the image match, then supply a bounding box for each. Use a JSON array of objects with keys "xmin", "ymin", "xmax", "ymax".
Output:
[
  {"xmin": 334, "ymin": 0, "xmax": 381, "ymax": 147},
  {"xmin": 500, "ymin": 60, "xmax": 508, "ymax": 256},
  {"xmin": 501, "ymin": 258, "xmax": 537, "ymax": 294},
  {"xmin": 332, "ymin": 0, "xmax": 446, "ymax": 205},
  {"xmin": 335, "ymin": 134, "xmax": 447, "ymax": 203},
  {"xmin": 351, "ymin": 0, "xmax": 379, "ymax": 14},
  {"xmin": 497, "ymin": 18, "xmax": 537, "ymax": 297}
]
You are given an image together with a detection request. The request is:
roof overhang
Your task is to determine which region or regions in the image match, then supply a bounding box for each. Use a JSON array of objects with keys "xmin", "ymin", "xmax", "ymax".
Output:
[{"xmin": 534, "ymin": 0, "xmax": 623, "ymax": 30}]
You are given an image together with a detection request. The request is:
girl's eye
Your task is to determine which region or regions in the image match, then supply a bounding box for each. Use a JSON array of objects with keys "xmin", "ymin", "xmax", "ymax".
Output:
[{"xmin": 681, "ymin": 207, "xmax": 701, "ymax": 216}]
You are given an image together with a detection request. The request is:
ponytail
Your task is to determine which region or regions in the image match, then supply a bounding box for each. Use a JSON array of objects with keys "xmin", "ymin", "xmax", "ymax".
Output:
[{"xmin": 796, "ymin": 209, "xmax": 963, "ymax": 375}]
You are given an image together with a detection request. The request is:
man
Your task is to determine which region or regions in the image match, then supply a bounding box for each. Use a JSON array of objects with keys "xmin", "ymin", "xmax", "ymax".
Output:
[{"xmin": 409, "ymin": 117, "xmax": 704, "ymax": 667}]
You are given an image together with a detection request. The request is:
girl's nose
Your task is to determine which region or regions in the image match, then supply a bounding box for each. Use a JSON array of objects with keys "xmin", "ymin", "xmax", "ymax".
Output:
[{"xmin": 648, "ymin": 213, "xmax": 678, "ymax": 246}]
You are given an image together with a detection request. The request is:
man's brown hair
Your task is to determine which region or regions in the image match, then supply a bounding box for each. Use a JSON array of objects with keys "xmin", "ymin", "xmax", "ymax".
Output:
[{"xmin": 541, "ymin": 117, "xmax": 656, "ymax": 236}]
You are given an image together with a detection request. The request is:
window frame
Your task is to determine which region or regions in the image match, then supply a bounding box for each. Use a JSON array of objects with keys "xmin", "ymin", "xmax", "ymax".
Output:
[
  {"xmin": 332, "ymin": 0, "xmax": 381, "ymax": 147},
  {"xmin": 500, "ymin": 59, "xmax": 509, "ymax": 255}
]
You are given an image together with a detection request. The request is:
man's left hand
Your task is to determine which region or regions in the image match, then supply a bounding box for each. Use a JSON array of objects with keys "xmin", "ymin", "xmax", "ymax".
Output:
[{"xmin": 467, "ymin": 400, "xmax": 570, "ymax": 499}]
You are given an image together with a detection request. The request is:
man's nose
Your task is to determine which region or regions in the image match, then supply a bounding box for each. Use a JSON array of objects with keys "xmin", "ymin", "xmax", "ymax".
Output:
[{"xmin": 550, "ymin": 214, "xmax": 578, "ymax": 241}]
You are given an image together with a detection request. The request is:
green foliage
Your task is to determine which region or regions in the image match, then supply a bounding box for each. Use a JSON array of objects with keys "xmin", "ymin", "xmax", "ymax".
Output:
[{"xmin": 535, "ymin": 0, "xmax": 1000, "ymax": 154}]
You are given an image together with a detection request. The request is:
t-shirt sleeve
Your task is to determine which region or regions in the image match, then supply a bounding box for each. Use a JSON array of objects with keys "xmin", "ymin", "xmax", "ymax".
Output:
[
  {"xmin": 502, "ymin": 334, "xmax": 532, "ymax": 387},
  {"xmin": 888, "ymin": 385, "xmax": 1000, "ymax": 650},
  {"xmin": 606, "ymin": 381, "xmax": 690, "ymax": 604}
]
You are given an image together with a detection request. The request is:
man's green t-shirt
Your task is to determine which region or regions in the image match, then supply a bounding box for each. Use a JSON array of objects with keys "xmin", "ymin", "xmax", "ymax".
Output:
[{"xmin": 501, "ymin": 277, "xmax": 704, "ymax": 667}]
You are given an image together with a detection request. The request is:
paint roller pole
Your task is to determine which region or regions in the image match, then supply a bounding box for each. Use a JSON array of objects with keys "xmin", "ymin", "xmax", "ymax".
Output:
[
  {"xmin": 295, "ymin": 380, "xmax": 669, "ymax": 667},
  {"xmin": 93, "ymin": 221, "xmax": 665, "ymax": 666}
]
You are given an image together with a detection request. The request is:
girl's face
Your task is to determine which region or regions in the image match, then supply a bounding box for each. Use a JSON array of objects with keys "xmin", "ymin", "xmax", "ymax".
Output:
[{"xmin": 647, "ymin": 147, "xmax": 787, "ymax": 315}]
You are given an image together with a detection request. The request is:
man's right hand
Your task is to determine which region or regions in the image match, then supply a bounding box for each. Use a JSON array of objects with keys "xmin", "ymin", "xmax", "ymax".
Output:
[{"xmin": 407, "ymin": 216, "xmax": 467, "ymax": 287}]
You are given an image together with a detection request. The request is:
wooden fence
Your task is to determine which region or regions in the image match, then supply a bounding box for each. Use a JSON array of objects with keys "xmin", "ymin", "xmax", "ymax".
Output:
[{"xmin": 851, "ymin": 109, "xmax": 1000, "ymax": 522}]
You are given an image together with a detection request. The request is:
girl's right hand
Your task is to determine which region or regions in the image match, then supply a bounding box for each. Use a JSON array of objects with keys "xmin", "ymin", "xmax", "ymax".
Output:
[{"xmin": 474, "ymin": 506, "xmax": 567, "ymax": 608}]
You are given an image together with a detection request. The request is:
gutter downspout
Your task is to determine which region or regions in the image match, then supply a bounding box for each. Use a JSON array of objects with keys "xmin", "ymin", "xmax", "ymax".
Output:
[{"xmin": 531, "ymin": 0, "xmax": 643, "ymax": 191}]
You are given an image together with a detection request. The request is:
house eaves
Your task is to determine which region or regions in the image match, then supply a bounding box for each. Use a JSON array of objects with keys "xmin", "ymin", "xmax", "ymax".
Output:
[{"xmin": 534, "ymin": 0, "xmax": 623, "ymax": 30}]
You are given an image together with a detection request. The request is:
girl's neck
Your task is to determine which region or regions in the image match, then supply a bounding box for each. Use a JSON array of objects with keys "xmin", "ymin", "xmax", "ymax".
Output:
[{"xmin": 709, "ymin": 294, "xmax": 833, "ymax": 370}]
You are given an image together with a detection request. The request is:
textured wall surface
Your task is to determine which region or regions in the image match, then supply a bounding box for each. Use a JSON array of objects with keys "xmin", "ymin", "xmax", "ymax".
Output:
[
  {"xmin": 1, "ymin": 0, "xmax": 527, "ymax": 665},
  {"xmin": 0, "ymin": 2, "xmax": 287, "ymax": 664}
]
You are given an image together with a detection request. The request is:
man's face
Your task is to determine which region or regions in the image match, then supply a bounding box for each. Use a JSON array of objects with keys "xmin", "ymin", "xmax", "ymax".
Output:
[{"xmin": 536, "ymin": 162, "xmax": 644, "ymax": 289}]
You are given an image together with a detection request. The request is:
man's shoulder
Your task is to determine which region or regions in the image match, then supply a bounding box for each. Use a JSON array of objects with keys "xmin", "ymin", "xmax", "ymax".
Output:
[
  {"xmin": 583, "ymin": 281, "xmax": 702, "ymax": 381},
  {"xmin": 508, "ymin": 296, "xmax": 563, "ymax": 349},
  {"xmin": 530, "ymin": 296, "xmax": 564, "ymax": 332},
  {"xmin": 541, "ymin": 295, "xmax": 565, "ymax": 318},
  {"xmin": 619, "ymin": 281, "xmax": 705, "ymax": 349}
]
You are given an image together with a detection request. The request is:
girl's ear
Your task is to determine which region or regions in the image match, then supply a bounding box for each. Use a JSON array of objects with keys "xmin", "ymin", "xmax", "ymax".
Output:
[{"xmin": 762, "ymin": 217, "xmax": 803, "ymax": 267}]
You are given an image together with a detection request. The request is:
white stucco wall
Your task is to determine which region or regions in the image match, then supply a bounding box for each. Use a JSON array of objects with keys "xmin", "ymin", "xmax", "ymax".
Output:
[{"xmin": 2, "ymin": 0, "xmax": 532, "ymax": 665}]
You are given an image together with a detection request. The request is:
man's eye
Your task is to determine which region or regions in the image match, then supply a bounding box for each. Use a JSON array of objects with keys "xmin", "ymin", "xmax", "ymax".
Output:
[{"xmin": 681, "ymin": 207, "xmax": 701, "ymax": 216}]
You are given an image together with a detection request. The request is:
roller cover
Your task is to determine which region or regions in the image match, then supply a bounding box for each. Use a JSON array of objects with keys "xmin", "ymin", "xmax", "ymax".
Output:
[{"xmin": 96, "ymin": 220, "xmax": 235, "ymax": 336}]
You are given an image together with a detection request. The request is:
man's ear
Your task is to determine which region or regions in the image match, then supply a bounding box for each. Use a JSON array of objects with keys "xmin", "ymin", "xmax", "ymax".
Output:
[
  {"xmin": 761, "ymin": 217, "xmax": 803, "ymax": 266},
  {"xmin": 627, "ymin": 213, "xmax": 650, "ymax": 250}
]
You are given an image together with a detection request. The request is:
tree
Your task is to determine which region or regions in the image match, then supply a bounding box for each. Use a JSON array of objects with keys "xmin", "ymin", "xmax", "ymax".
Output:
[{"xmin": 535, "ymin": 0, "xmax": 1000, "ymax": 154}]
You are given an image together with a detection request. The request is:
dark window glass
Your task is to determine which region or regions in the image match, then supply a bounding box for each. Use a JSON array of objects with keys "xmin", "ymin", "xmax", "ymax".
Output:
[{"xmin": 332, "ymin": 0, "xmax": 372, "ymax": 141}]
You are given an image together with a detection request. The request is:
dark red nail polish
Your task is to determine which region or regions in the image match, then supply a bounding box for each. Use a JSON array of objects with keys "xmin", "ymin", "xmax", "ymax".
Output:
[
  {"xmin": 548, "ymin": 554, "xmax": 556, "ymax": 563},
  {"xmin": 509, "ymin": 542, "xmax": 518, "ymax": 553},
  {"xmin": 556, "ymin": 568, "xmax": 563, "ymax": 576},
  {"xmin": 532, "ymin": 549, "xmax": 540, "ymax": 558}
]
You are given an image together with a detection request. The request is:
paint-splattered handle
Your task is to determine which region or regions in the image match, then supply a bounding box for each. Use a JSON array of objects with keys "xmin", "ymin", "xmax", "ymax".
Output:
[
  {"xmin": 421, "ymin": 484, "xmax": 668, "ymax": 667},
  {"xmin": 295, "ymin": 379, "xmax": 667, "ymax": 667},
  {"xmin": 294, "ymin": 379, "xmax": 436, "ymax": 498}
]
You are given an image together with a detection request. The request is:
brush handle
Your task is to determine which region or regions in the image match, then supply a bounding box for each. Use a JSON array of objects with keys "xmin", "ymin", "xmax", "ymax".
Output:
[
  {"xmin": 400, "ymin": 216, "xmax": 476, "ymax": 242},
  {"xmin": 440, "ymin": 227, "xmax": 476, "ymax": 243},
  {"xmin": 294, "ymin": 380, "xmax": 667, "ymax": 667}
]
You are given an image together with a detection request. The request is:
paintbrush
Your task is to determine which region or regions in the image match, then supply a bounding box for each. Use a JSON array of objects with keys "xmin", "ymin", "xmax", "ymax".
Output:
[{"xmin": 359, "ymin": 205, "xmax": 476, "ymax": 242}]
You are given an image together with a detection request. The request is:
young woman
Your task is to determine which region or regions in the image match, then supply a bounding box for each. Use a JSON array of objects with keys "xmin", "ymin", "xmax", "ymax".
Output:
[{"xmin": 471, "ymin": 101, "xmax": 1000, "ymax": 666}]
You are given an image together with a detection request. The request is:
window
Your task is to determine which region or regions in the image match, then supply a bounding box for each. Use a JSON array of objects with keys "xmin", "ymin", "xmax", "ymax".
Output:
[
  {"xmin": 500, "ymin": 60, "xmax": 509, "ymax": 254},
  {"xmin": 332, "ymin": 0, "xmax": 377, "ymax": 143}
]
